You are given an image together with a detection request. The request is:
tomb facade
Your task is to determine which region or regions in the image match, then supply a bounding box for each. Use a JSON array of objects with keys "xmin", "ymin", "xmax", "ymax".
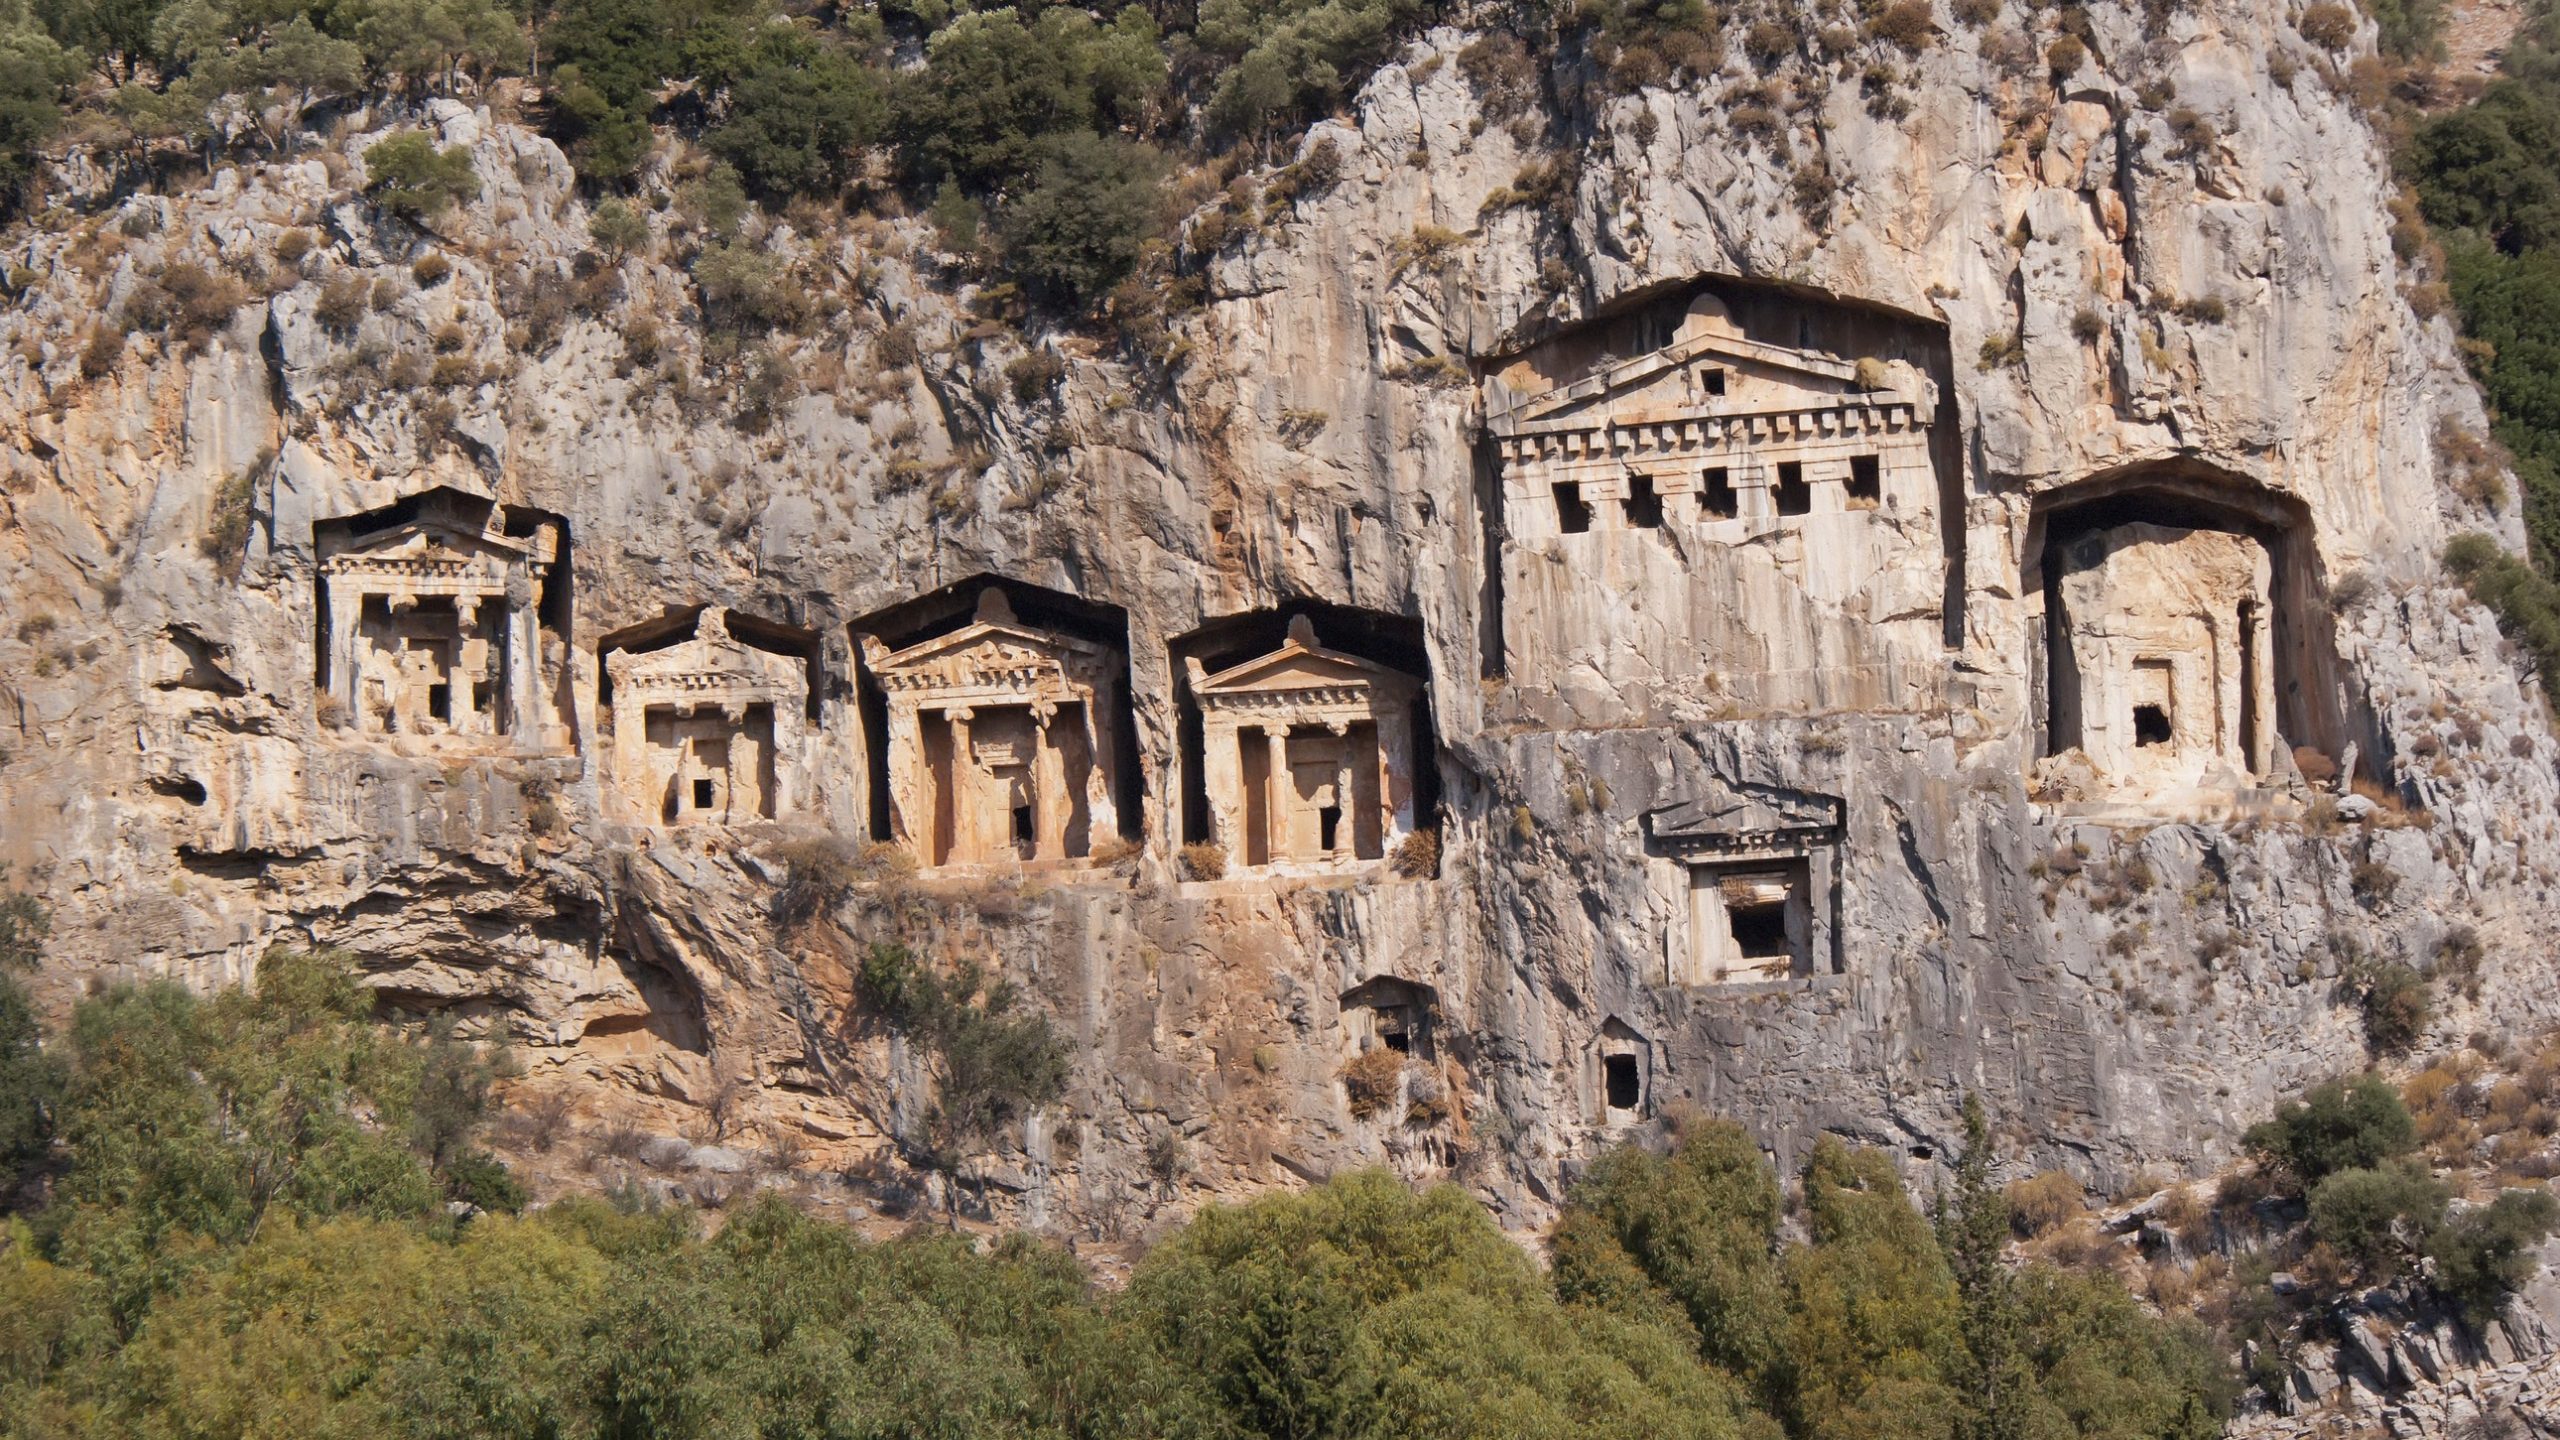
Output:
[
  {"xmin": 1646, "ymin": 780, "xmax": 1845, "ymax": 986},
  {"xmin": 1186, "ymin": 616, "xmax": 1422, "ymax": 873},
  {"xmin": 1485, "ymin": 297, "xmax": 1938, "ymax": 542},
  {"xmin": 861, "ymin": 589, "xmax": 1125, "ymax": 868},
  {"xmin": 1340, "ymin": 977, "xmax": 1436, "ymax": 1062},
  {"xmin": 605, "ymin": 608, "xmax": 809, "ymax": 826},
  {"xmin": 2042, "ymin": 522, "xmax": 2276, "ymax": 802},
  {"xmin": 1595, "ymin": 1018, "xmax": 1649, "ymax": 1125},
  {"xmin": 317, "ymin": 491, "xmax": 562, "ymax": 751}
]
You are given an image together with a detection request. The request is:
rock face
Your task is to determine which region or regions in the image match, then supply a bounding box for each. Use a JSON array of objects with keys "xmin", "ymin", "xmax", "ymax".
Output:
[{"xmin": 4, "ymin": 5, "xmax": 2560, "ymax": 1242}]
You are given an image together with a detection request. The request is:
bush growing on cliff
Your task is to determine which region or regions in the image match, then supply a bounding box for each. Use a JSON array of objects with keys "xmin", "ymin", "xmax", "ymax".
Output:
[
  {"xmin": 2245, "ymin": 1073, "xmax": 2418, "ymax": 1189},
  {"xmin": 363, "ymin": 132, "xmax": 479, "ymax": 219}
]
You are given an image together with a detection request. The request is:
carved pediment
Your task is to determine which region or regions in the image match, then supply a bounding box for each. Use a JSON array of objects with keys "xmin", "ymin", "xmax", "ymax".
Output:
[
  {"xmin": 1192, "ymin": 617, "xmax": 1421, "ymax": 711},
  {"xmin": 1644, "ymin": 778, "xmax": 1844, "ymax": 855},
  {"xmin": 321, "ymin": 491, "xmax": 558, "ymax": 577},
  {"xmin": 863, "ymin": 590, "xmax": 1115, "ymax": 698},
  {"xmin": 1488, "ymin": 332, "xmax": 1901, "ymax": 433},
  {"xmin": 610, "ymin": 609, "xmax": 803, "ymax": 705}
]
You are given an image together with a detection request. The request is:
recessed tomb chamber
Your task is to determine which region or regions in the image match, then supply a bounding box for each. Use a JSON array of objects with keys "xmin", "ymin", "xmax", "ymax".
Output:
[
  {"xmin": 858, "ymin": 586, "xmax": 1131, "ymax": 870},
  {"xmin": 2026, "ymin": 466, "xmax": 2346, "ymax": 808},
  {"xmin": 602, "ymin": 607, "xmax": 816, "ymax": 826},
  {"xmin": 1181, "ymin": 614, "xmax": 1429, "ymax": 876},
  {"xmin": 315, "ymin": 489, "xmax": 568, "ymax": 752},
  {"xmin": 1646, "ymin": 778, "xmax": 1845, "ymax": 986}
]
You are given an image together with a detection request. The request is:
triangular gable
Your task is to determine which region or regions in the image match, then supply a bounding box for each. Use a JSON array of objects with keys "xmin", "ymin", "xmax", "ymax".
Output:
[
  {"xmin": 1644, "ymin": 778, "xmax": 1843, "ymax": 854},
  {"xmin": 869, "ymin": 618, "xmax": 1109, "ymax": 676},
  {"xmin": 1195, "ymin": 619, "xmax": 1418, "ymax": 698},
  {"xmin": 1488, "ymin": 332, "xmax": 1864, "ymax": 435},
  {"xmin": 610, "ymin": 610, "xmax": 803, "ymax": 691},
  {"xmin": 334, "ymin": 519, "xmax": 532, "ymax": 568}
]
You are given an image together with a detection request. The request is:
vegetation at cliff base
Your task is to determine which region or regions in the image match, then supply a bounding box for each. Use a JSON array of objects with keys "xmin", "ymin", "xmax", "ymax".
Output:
[{"xmin": 0, "ymin": 943, "xmax": 2229, "ymax": 1439}]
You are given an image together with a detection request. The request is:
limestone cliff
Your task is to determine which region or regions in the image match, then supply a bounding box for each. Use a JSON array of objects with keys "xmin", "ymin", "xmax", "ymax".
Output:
[{"xmin": 1, "ymin": 0, "xmax": 2554, "ymax": 1281}]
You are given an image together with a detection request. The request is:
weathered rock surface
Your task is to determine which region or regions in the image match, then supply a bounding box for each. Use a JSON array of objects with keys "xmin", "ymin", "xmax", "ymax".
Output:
[{"xmin": 2, "ymin": 1, "xmax": 2557, "ymax": 1263}]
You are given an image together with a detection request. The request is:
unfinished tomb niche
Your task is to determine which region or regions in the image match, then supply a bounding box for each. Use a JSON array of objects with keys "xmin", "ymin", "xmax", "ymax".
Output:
[
  {"xmin": 1340, "ymin": 976, "xmax": 1437, "ymax": 1063},
  {"xmin": 2027, "ymin": 468, "xmax": 2345, "ymax": 805},
  {"xmin": 1645, "ymin": 779, "xmax": 1845, "ymax": 986},
  {"xmin": 1178, "ymin": 611, "xmax": 1433, "ymax": 875},
  {"xmin": 1484, "ymin": 286, "xmax": 1942, "ymax": 541},
  {"xmin": 601, "ymin": 608, "xmax": 817, "ymax": 826},
  {"xmin": 315, "ymin": 488, "xmax": 568, "ymax": 751},
  {"xmin": 858, "ymin": 585, "xmax": 1133, "ymax": 869}
]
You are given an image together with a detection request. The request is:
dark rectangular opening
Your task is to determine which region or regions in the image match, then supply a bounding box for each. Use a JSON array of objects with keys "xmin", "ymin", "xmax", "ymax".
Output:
[
  {"xmin": 1011, "ymin": 802, "xmax": 1035, "ymax": 846},
  {"xmin": 1319, "ymin": 804, "xmax": 1341, "ymax": 852},
  {"xmin": 1847, "ymin": 454, "xmax": 1881, "ymax": 507},
  {"xmin": 1603, "ymin": 1054, "xmax": 1640, "ymax": 1111},
  {"xmin": 1702, "ymin": 367, "xmax": 1726, "ymax": 396},
  {"xmin": 1698, "ymin": 468, "xmax": 1736, "ymax": 519},
  {"xmin": 1625, "ymin": 474, "xmax": 1663, "ymax": 529},
  {"xmin": 1381, "ymin": 1027, "xmax": 1410, "ymax": 1055},
  {"xmin": 692, "ymin": 777, "xmax": 716, "ymax": 811},
  {"xmin": 426, "ymin": 683, "xmax": 451, "ymax": 722},
  {"xmin": 1774, "ymin": 462, "xmax": 1810, "ymax": 517},
  {"xmin": 1729, "ymin": 902, "xmax": 1792, "ymax": 961},
  {"xmin": 2133, "ymin": 704, "xmax": 2173, "ymax": 747},
  {"xmin": 1554, "ymin": 481, "xmax": 1592, "ymax": 534}
]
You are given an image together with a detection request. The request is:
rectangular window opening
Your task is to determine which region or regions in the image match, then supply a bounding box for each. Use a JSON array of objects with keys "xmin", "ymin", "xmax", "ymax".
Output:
[
  {"xmin": 2133, "ymin": 704, "xmax": 2173, "ymax": 747},
  {"xmin": 1774, "ymin": 462, "xmax": 1811, "ymax": 517},
  {"xmin": 1701, "ymin": 367, "xmax": 1726, "ymax": 397},
  {"xmin": 693, "ymin": 777, "xmax": 717, "ymax": 811},
  {"xmin": 1698, "ymin": 468, "xmax": 1736, "ymax": 520},
  {"xmin": 426, "ymin": 683, "xmax": 451, "ymax": 723},
  {"xmin": 1625, "ymin": 474, "xmax": 1663, "ymax": 529},
  {"xmin": 1846, "ymin": 454, "xmax": 1882, "ymax": 508},
  {"xmin": 1012, "ymin": 803, "xmax": 1036, "ymax": 846},
  {"xmin": 1319, "ymin": 803, "xmax": 1342, "ymax": 852},
  {"xmin": 1381, "ymin": 1026, "xmax": 1411, "ymax": 1055},
  {"xmin": 1603, "ymin": 1054, "xmax": 1640, "ymax": 1111},
  {"xmin": 471, "ymin": 681, "xmax": 493, "ymax": 715},
  {"xmin": 1554, "ymin": 481, "xmax": 1592, "ymax": 534},
  {"xmin": 1728, "ymin": 901, "xmax": 1793, "ymax": 962}
]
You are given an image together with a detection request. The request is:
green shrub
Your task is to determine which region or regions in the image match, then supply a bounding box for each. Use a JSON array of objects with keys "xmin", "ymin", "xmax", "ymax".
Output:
[
  {"xmin": 2427, "ymin": 1187, "xmax": 2560, "ymax": 1322},
  {"xmin": 2306, "ymin": 1158, "xmax": 2448, "ymax": 1273},
  {"xmin": 2245, "ymin": 1074, "xmax": 2418, "ymax": 1190},
  {"xmin": 200, "ymin": 465, "xmax": 259, "ymax": 577},
  {"xmin": 364, "ymin": 132, "xmax": 479, "ymax": 219},
  {"xmin": 706, "ymin": 26, "xmax": 885, "ymax": 199},
  {"xmin": 994, "ymin": 132, "xmax": 1163, "ymax": 309}
]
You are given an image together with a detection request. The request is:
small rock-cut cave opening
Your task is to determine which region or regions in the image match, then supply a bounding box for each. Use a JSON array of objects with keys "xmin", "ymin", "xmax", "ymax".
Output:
[
  {"xmin": 1603, "ymin": 1054, "xmax": 1641, "ymax": 1111},
  {"xmin": 2133, "ymin": 704, "xmax": 2173, "ymax": 748}
]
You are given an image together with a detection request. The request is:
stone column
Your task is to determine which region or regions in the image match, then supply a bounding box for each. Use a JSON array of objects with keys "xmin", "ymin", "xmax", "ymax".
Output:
[
  {"xmin": 2245, "ymin": 599, "xmax": 2277, "ymax": 777},
  {"xmin": 609, "ymin": 673, "xmax": 644, "ymax": 824},
  {"xmin": 1031, "ymin": 708, "xmax": 1060, "ymax": 862},
  {"xmin": 506, "ymin": 589, "xmax": 544, "ymax": 748},
  {"xmin": 1082, "ymin": 679, "xmax": 1119, "ymax": 843},
  {"xmin": 947, "ymin": 707, "xmax": 977, "ymax": 864},
  {"xmin": 882, "ymin": 698, "xmax": 925, "ymax": 851},
  {"xmin": 323, "ymin": 573, "xmax": 361, "ymax": 717},
  {"xmin": 1376, "ymin": 700, "xmax": 1415, "ymax": 843},
  {"xmin": 1200, "ymin": 713, "xmax": 1239, "ymax": 856},
  {"xmin": 1265, "ymin": 725, "xmax": 1290, "ymax": 861},
  {"xmin": 1328, "ymin": 720, "xmax": 1353, "ymax": 859}
]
